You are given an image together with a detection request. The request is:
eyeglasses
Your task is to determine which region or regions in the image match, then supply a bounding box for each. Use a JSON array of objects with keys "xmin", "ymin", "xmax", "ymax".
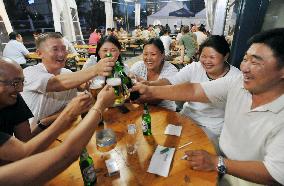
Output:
[{"xmin": 0, "ymin": 78, "xmax": 25, "ymax": 89}]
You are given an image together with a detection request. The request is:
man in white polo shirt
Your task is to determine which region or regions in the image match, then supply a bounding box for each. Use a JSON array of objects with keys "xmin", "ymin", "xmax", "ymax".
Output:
[
  {"xmin": 133, "ymin": 28, "xmax": 284, "ymax": 185},
  {"xmin": 3, "ymin": 32, "xmax": 30, "ymax": 68},
  {"xmin": 21, "ymin": 32, "xmax": 115, "ymax": 131}
]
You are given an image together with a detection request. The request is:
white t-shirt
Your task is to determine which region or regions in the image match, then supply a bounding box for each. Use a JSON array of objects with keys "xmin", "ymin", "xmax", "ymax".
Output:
[
  {"xmin": 130, "ymin": 61, "xmax": 178, "ymax": 111},
  {"xmin": 3, "ymin": 40, "xmax": 29, "ymax": 64},
  {"xmin": 176, "ymin": 33, "xmax": 183, "ymax": 42},
  {"xmin": 194, "ymin": 31, "xmax": 208, "ymax": 46},
  {"xmin": 160, "ymin": 35, "xmax": 172, "ymax": 56},
  {"xmin": 201, "ymin": 74, "xmax": 284, "ymax": 185},
  {"xmin": 167, "ymin": 62, "xmax": 240, "ymax": 135},
  {"xmin": 22, "ymin": 63, "xmax": 77, "ymax": 123}
]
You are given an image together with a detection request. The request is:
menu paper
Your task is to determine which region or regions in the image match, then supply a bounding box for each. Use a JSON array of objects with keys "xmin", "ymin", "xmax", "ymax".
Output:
[
  {"xmin": 164, "ymin": 124, "xmax": 182, "ymax": 136},
  {"xmin": 147, "ymin": 145, "xmax": 175, "ymax": 177}
]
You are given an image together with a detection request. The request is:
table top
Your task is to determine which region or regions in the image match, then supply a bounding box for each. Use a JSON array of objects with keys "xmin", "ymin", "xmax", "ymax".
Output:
[
  {"xmin": 27, "ymin": 52, "xmax": 77, "ymax": 60},
  {"xmin": 74, "ymin": 44, "xmax": 97, "ymax": 49},
  {"xmin": 46, "ymin": 104, "xmax": 217, "ymax": 186}
]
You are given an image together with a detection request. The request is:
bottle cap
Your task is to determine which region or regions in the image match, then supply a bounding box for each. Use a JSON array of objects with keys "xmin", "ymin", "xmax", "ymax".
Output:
[{"xmin": 106, "ymin": 53, "xmax": 112, "ymax": 58}]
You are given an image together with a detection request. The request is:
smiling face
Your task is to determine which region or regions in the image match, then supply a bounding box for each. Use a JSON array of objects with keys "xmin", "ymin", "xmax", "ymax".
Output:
[
  {"xmin": 0, "ymin": 64, "xmax": 24, "ymax": 109},
  {"xmin": 199, "ymin": 47, "xmax": 228, "ymax": 75},
  {"xmin": 143, "ymin": 44, "xmax": 164, "ymax": 71},
  {"xmin": 37, "ymin": 38, "xmax": 68, "ymax": 74},
  {"xmin": 98, "ymin": 41, "xmax": 120, "ymax": 61},
  {"xmin": 240, "ymin": 43, "xmax": 284, "ymax": 94}
]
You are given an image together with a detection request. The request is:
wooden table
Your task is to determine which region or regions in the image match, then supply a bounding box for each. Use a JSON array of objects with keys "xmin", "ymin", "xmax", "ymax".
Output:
[
  {"xmin": 46, "ymin": 104, "xmax": 217, "ymax": 186},
  {"xmin": 26, "ymin": 52, "xmax": 77, "ymax": 60},
  {"xmin": 74, "ymin": 44, "xmax": 97, "ymax": 49}
]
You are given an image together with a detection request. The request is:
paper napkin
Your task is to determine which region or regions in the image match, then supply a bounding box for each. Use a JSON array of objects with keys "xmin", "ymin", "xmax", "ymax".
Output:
[
  {"xmin": 164, "ymin": 124, "xmax": 182, "ymax": 136},
  {"xmin": 147, "ymin": 145, "xmax": 175, "ymax": 177}
]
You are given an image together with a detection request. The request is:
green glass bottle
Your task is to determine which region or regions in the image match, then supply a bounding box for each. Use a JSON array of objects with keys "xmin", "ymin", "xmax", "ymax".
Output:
[
  {"xmin": 106, "ymin": 53, "xmax": 114, "ymax": 78},
  {"xmin": 115, "ymin": 61, "xmax": 140, "ymax": 100},
  {"xmin": 106, "ymin": 53, "xmax": 140, "ymax": 100},
  {"xmin": 141, "ymin": 103, "xmax": 152, "ymax": 136},
  {"xmin": 79, "ymin": 148, "xmax": 97, "ymax": 186}
]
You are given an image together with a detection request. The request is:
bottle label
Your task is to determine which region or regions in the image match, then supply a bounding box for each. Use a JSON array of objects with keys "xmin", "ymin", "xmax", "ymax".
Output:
[
  {"xmin": 142, "ymin": 120, "xmax": 148, "ymax": 133},
  {"xmin": 82, "ymin": 164, "xmax": 96, "ymax": 182}
]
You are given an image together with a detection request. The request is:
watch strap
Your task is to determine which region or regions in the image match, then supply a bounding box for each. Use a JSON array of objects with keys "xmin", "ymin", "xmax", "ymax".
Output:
[
  {"xmin": 217, "ymin": 156, "xmax": 227, "ymax": 175},
  {"xmin": 37, "ymin": 121, "xmax": 48, "ymax": 130}
]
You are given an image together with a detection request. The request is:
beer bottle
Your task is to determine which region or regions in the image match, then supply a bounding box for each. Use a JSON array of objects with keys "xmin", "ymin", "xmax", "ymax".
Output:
[
  {"xmin": 106, "ymin": 53, "xmax": 140, "ymax": 100},
  {"xmin": 79, "ymin": 148, "xmax": 97, "ymax": 186},
  {"xmin": 114, "ymin": 60, "xmax": 140, "ymax": 100},
  {"xmin": 106, "ymin": 53, "xmax": 114, "ymax": 78},
  {"xmin": 141, "ymin": 103, "xmax": 152, "ymax": 136}
]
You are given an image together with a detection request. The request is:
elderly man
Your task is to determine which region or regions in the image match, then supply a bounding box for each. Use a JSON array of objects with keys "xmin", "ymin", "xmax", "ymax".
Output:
[
  {"xmin": 21, "ymin": 32, "xmax": 114, "ymax": 131},
  {"xmin": 0, "ymin": 57, "xmax": 33, "ymax": 142},
  {"xmin": 3, "ymin": 32, "xmax": 30, "ymax": 68},
  {"xmin": 133, "ymin": 28, "xmax": 284, "ymax": 185},
  {"xmin": 0, "ymin": 57, "xmax": 116, "ymax": 185},
  {"xmin": 0, "ymin": 57, "xmax": 94, "ymax": 161}
]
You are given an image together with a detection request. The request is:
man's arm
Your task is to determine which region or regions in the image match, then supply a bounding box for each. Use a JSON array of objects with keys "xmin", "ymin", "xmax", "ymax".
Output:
[
  {"xmin": 31, "ymin": 111, "xmax": 62, "ymax": 136},
  {"xmin": 13, "ymin": 121, "xmax": 32, "ymax": 142},
  {"xmin": 46, "ymin": 57, "xmax": 115, "ymax": 92},
  {"xmin": 146, "ymin": 78, "xmax": 171, "ymax": 86},
  {"xmin": 133, "ymin": 82, "xmax": 210, "ymax": 103},
  {"xmin": 133, "ymin": 79, "xmax": 171, "ymax": 104},
  {"xmin": 185, "ymin": 150, "xmax": 278, "ymax": 185},
  {"xmin": 0, "ymin": 93, "xmax": 93, "ymax": 161},
  {"xmin": 225, "ymin": 159, "xmax": 277, "ymax": 185},
  {"xmin": 0, "ymin": 86, "xmax": 115, "ymax": 185}
]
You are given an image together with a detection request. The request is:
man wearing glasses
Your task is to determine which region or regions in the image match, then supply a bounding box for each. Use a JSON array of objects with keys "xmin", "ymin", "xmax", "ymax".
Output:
[
  {"xmin": 0, "ymin": 56, "xmax": 96, "ymax": 160},
  {"xmin": 0, "ymin": 57, "xmax": 33, "ymax": 141},
  {"xmin": 0, "ymin": 57, "xmax": 117, "ymax": 184}
]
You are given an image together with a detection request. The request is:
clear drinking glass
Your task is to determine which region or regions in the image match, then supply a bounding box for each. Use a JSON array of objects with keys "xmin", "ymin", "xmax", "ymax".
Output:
[
  {"xmin": 126, "ymin": 124, "xmax": 137, "ymax": 155},
  {"xmin": 89, "ymin": 79, "xmax": 104, "ymax": 100},
  {"xmin": 96, "ymin": 128, "xmax": 117, "ymax": 152}
]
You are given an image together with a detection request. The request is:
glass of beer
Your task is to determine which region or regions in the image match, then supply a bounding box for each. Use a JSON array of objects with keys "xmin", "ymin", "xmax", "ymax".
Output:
[
  {"xmin": 106, "ymin": 77, "xmax": 125, "ymax": 107},
  {"xmin": 89, "ymin": 79, "xmax": 104, "ymax": 101}
]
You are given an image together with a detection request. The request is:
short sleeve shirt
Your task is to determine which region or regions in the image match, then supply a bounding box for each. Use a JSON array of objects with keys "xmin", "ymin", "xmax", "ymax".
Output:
[
  {"xmin": 160, "ymin": 35, "xmax": 173, "ymax": 56},
  {"xmin": 179, "ymin": 33, "xmax": 197, "ymax": 58},
  {"xmin": 0, "ymin": 94, "xmax": 33, "ymax": 135},
  {"xmin": 3, "ymin": 40, "xmax": 29, "ymax": 64},
  {"xmin": 201, "ymin": 74, "xmax": 284, "ymax": 185},
  {"xmin": 22, "ymin": 63, "xmax": 77, "ymax": 123},
  {"xmin": 167, "ymin": 62, "xmax": 240, "ymax": 133}
]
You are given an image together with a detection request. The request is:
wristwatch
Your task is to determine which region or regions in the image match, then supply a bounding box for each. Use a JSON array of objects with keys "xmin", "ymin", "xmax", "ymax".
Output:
[
  {"xmin": 217, "ymin": 156, "xmax": 227, "ymax": 175},
  {"xmin": 37, "ymin": 120, "xmax": 48, "ymax": 130}
]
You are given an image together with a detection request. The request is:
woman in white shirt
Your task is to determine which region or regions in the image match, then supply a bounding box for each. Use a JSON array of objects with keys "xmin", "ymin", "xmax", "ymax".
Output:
[{"xmin": 130, "ymin": 38, "xmax": 178, "ymax": 111}]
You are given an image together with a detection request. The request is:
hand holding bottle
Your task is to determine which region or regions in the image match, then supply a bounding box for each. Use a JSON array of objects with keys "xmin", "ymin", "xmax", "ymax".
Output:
[
  {"xmin": 93, "ymin": 57, "xmax": 115, "ymax": 77},
  {"xmin": 131, "ymin": 82, "xmax": 152, "ymax": 101}
]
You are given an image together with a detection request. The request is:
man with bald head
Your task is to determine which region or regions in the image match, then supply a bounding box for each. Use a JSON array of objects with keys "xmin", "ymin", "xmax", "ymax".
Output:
[
  {"xmin": 0, "ymin": 56, "xmax": 102, "ymax": 166},
  {"xmin": 0, "ymin": 57, "xmax": 33, "ymax": 141}
]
